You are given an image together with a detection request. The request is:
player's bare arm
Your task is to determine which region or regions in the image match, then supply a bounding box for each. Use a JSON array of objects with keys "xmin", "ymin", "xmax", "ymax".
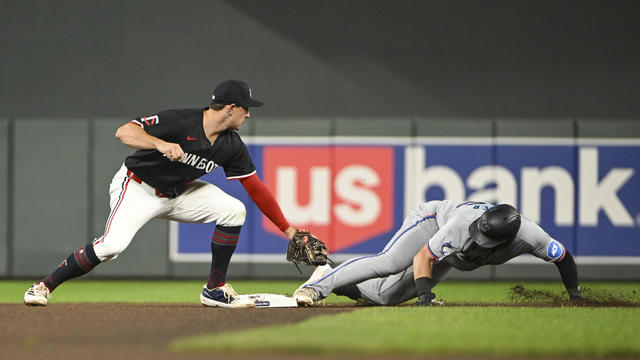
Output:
[
  {"xmin": 413, "ymin": 244, "xmax": 438, "ymax": 306},
  {"xmin": 413, "ymin": 245, "xmax": 435, "ymax": 280},
  {"xmin": 115, "ymin": 123, "xmax": 184, "ymax": 161}
]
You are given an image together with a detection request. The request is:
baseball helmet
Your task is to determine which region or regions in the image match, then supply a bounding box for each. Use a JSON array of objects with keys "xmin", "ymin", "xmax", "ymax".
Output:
[{"xmin": 468, "ymin": 204, "xmax": 521, "ymax": 248}]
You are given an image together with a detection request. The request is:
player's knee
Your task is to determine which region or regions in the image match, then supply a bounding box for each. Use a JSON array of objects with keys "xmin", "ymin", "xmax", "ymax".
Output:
[
  {"xmin": 92, "ymin": 241, "xmax": 125, "ymax": 262},
  {"xmin": 218, "ymin": 199, "xmax": 246, "ymax": 227},
  {"xmin": 377, "ymin": 294, "xmax": 399, "ymax": 306}
]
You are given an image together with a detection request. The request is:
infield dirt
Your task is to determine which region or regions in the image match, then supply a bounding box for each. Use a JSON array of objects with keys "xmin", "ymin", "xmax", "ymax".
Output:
[{"xmin": 3, "ymin": 304, "xmax": 358, "ymax": 360}]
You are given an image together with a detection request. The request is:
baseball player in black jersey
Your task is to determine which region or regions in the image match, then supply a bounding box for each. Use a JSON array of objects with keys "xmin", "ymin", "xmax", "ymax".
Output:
[{"xmin": 24, "ymin": 79, "xmax": 307, "ymax": 308}]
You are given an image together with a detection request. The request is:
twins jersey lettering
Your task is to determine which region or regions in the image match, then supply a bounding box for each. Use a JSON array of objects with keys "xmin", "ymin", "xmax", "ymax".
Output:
[{"xmin": 125, "ymin": 107, "xmax": 255, "ymax": 197}]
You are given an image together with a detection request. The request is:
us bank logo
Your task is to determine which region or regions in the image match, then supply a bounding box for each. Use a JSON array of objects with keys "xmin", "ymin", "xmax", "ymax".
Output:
[{"xmin": 262, "ymin": 146, "xmax": 395, "ymax": 252}]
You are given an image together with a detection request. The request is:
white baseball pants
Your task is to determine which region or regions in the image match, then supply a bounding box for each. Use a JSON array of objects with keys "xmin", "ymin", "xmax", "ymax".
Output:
[{"xmin": 92, "ymin": 164, "xmax": 246, "ymax": 261}]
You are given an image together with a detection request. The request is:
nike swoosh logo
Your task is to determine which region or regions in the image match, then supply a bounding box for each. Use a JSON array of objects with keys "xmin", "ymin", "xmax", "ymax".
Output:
[{"xmin": 187, "ymin": 136, "xmax": 198, "ymax": 141}]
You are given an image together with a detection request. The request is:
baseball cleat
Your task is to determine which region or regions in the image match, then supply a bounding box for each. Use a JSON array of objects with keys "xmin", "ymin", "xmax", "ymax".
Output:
[
  {"xmin": 293, "ymin": 287, "xmax": 318, "ymax": 306},
  {"xmin": 292, "ymin": 264, "xmax": 330, "ymax": 306},
  {"xmin": 200, "ymin": 283, "xmax": 255, "ymax": 308},
  {"xmin": 24, "ymin": 282, "xmax": 51, "ymax": 306}
]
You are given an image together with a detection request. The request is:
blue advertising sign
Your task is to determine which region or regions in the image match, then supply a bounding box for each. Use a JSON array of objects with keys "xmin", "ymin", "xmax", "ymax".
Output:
[{"xmin": 170, "ymin": 137, "xmax": 640, "ymax": 263}]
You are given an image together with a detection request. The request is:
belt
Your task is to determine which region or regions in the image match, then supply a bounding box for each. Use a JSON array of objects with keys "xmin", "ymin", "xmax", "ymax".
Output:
[{"xmin": 126, "ymin": 170, "xmax": 169, "ymax": 198}]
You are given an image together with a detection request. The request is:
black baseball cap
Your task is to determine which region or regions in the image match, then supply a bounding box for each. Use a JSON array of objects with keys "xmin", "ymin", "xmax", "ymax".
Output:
[
  {"xmin": 211, "ymin": 79, "xmax": 263, "ymax": 108},
  {"xmin": 469, "ymin": 204, "xmax": 522, "ymax": 248}
]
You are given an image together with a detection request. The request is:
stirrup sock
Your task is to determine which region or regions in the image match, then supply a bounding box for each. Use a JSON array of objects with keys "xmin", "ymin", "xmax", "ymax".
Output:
[
  {"xmin": 42, "ymin": 243, "xmax": 101, "ymax": 292},
  {"xmin": 207, "ymin": 225, "xmax": 241, "ymax": 289}
]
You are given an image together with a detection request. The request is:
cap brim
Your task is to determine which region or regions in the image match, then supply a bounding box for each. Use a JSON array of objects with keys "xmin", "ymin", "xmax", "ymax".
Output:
[
  {"xmin": 241, "ymin": 98, "xmax": 263, "ymax": 107},
  {"xmin": 468, "ymin": 220, "xmax": 504, "ymax": 248}
]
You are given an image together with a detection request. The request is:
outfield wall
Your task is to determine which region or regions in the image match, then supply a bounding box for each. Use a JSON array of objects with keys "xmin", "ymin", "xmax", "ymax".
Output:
[{"xmin": 1, "ymin": 118, "xmax": 639, "ymax": 281}]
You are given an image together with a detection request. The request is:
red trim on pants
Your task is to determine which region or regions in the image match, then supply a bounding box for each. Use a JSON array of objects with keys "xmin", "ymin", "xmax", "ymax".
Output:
[{"xmin": 100, "ymin": 176, "xmax": 132, "ymax": 243}]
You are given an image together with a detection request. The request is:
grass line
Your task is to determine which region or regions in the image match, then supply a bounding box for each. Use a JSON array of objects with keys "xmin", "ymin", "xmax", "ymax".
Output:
[{"xmin": 1, "ymin": 280, "xmax": 638, "ymax": 304}]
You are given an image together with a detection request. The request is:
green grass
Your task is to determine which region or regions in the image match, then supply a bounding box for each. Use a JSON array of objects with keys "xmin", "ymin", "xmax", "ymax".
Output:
[{"xmin": 171, "ymin": 306, "xmax": 640, "ymax": 357}]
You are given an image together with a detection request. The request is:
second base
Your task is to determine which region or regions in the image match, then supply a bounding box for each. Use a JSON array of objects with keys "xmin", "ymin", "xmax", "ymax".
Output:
[{"xmin": 237, "ymin": 293, "xmax": 298, "ymax": 308}]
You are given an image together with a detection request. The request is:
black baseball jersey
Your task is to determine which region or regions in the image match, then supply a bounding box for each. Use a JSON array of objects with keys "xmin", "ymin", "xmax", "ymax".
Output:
[{"xmin": 124, "ymin": 107, "xmax": 256, "ymax": 197}]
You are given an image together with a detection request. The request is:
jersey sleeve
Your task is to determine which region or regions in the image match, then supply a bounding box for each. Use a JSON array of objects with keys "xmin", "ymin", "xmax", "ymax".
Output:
[
  {"xmin": 426, "ymin": 215, "xmax": 468, "ymax": 261},
  {"xmin": 128, "ymin": 110, "xmax": 179, "ymax": 141},
  {"xmin": 240, "ymin": 174, "xmax": 290, "ymax": 232},
  {"xmin": 519, "ymin": 216, "xmax": 566, "ymax": 262},
  {"xmin": 222, "ymin": 135, "xmax": 257, "ymax": 180}
]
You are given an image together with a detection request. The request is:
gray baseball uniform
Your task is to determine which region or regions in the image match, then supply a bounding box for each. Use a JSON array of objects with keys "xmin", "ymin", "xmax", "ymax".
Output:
[{"xmin": 305, "ymin": 200, "xmax": 567, "ymax": 304}]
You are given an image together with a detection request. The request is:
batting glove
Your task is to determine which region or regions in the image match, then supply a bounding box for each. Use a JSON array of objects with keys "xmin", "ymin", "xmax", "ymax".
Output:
[{"xmin": 414, "ymin": 292, "xmax": 436, "ymax": 306}]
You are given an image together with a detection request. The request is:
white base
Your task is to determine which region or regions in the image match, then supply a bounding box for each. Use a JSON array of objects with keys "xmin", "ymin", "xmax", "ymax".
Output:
[{"xmin": 237, "ymin": 293, "xmax": 298, "ymax": 308}]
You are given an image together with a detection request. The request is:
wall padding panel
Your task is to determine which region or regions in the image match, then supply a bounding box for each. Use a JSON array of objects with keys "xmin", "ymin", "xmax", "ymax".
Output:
[
  {"xmin": 12, "ymin": 119, "xmax": 89, "ymax": 276},
  {"xmin": 0, "ymin": 119, "xmax": 8, "ymax": 275}
]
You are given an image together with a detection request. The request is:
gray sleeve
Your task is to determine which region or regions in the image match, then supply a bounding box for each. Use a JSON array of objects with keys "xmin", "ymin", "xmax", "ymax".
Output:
[
  {"xmin": 427, "ymin": 215, "xmax": 468, "ymax": 261},
  {"xmin": 517, "ymin": 216, "xmax": 566, "ymax": 262}
]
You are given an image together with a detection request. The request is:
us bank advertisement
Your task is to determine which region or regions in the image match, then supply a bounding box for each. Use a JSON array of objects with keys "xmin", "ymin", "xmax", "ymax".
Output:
[{"xmin": 170, "ymin": 137, "xmax": 640, "ymax": 263}]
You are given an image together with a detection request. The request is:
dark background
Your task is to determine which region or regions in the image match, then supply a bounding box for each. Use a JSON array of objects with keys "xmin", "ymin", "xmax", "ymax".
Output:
[{"xmin": 1, "ymin": 0, "xmax": 639, "ymax": 119}]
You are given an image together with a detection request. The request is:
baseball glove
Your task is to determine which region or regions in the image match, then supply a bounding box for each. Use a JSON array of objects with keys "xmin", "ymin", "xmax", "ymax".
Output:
[{"xmin": 286, "ymin": 229, "xmax": 329, "ymax": 266}]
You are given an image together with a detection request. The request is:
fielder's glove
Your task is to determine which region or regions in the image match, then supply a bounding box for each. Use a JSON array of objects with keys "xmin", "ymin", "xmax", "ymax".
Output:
[{"xmin": 286, "ymin": 229, "xmax": 329, "ymax": 266}]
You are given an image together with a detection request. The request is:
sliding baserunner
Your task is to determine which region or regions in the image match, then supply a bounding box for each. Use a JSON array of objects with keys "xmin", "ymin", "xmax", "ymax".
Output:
[{"xmin": 294, "ymin": 200, "xmax": 582, "ymax": 306}]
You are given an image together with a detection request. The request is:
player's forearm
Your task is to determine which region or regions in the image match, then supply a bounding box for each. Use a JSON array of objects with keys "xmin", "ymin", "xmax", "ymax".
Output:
[
  {"xmin": 554, "ymin": 250, "xmax": 581, "ymax": 298},
  {"xmin": 413, "ymin": 248, "xmax": 435, "ymax": 280},
  {"xmin": 115, "ymin": 123, "xmax": 166, "ymax": 151},
  {"xmin": 413, "ymin": 247, "xmax": 438, "ymax": 301}
]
